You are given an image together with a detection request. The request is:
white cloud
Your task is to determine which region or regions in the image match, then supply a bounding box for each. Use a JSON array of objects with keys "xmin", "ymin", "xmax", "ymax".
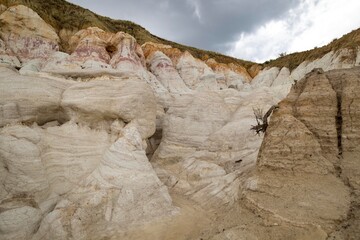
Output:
[
  {"xmin": 228, "ymin": 0, "xmax": 360, "ymax": 63},
  {"xmin": 186, "ymin": 0, "xmax": 202, "ymax": 23}
]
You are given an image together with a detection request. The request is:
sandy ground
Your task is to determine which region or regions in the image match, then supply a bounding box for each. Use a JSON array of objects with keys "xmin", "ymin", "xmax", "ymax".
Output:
[
  {"xmin": 84, "ymin": 149, "xmax": 360, "ymax": 240},
  {"xmin": 90, "ymin": 193, "xmax": 329, "ymax": 240}
]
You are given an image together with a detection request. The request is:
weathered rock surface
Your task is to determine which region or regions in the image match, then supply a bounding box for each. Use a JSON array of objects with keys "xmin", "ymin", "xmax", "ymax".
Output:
[
  {"xmin": 0, "ymin": 39, "xmax": 21, "ymax": 67},
  {"xmin": 244, "ymin": 68, "xmax": 360, "ymax": 238},
  {"xmin": 61, "ymin": 77, "xmax": 157, "ymax": 138},
  {"xmin": 142, "ymin": 42, "xmax": 183, "ymax": 65},
  {"xmin": 0, "ymin": 63, "xmax": 174, "ymax": 240},
  {"xmin": 255, "ymin": 48, "xmax": 360, "ymax": 90},
  {"xmin": 205, "ymin": 58, "xmax": 251, "ymax": 89},
  {"xmin": 0, "ymin": 67, "xmax": 70, "ymax": 127},
  {"xmin": 142, "ymin": 42, "xmax": 252, "ymax": 91},
  {"xmin": 176, "ymin": 51, "xmax": 219, "ymax": 90},
  {"xmin": 146, "ymin": 50, "xmax": 190, "ymax": 93},
  {"xmin": 1, "ymin": 3, "xmax": 360, "ymax": 240},
  {"xmin": 32, "ymin": 125, "xmax": 174, "ymax": 240},
  {"xmin": 272, "ymin": 67, "xmax": 291, "ymax": 87},
  {"xmin": 251, "ymin": 67, "xmax": 280, "ymax": 87},
  {"xmin": 0, "ymin": 5, "xmax": 59, "ymax": 63},
  {"xmin": 152, "ymin": 89, "xmax": 281, "ymax": 208},
  {"xmin": 291, "ymin": 49, "xmax": 358, "ymax": 82},
  {"xmin": 42, "ymin": 27, "xmax": 147, "ymax": 77}
]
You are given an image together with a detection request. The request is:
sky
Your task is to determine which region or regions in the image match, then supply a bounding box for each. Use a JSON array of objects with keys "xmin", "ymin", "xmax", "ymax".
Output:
[{"xmin": 68, "ymin": 0, "xmax": 360, "ymax": 63}]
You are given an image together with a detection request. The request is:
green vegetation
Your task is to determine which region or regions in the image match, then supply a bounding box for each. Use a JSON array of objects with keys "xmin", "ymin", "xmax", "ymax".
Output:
[
  {"xmin": 0, "ymin": 0, "xmax": 255, "ymax": 68},
  {"xmin": 265, "ymin": 28, "xmax": 360, "ymax": 70}
]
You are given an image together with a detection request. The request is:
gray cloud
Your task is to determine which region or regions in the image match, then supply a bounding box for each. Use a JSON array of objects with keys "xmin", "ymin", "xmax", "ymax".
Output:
[
  {"xmin": 229, "ymin": 0, "xmax": 360, "ymax": 62},
  {"xmin": 68, "ymin": 0, "xmax": 301, "ymax": 54}
]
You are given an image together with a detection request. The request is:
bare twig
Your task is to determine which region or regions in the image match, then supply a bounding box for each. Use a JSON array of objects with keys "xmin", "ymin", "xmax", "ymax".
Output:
[{"xmin": 250, "ymin": 105, "xmax": 278, "ymax": 135}]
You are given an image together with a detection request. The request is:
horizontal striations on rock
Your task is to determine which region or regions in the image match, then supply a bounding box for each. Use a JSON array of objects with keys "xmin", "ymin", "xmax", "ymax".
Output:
[
  {"xmin": 0, "ymin": 2, "xmax": 360, "ymax": 239},
  {"xmin": 294, "ymin": 72, "xmax": 339, "ymax": 161},
  {"xmin": 256, "ymin": 113, "xmax": 335, "ymax": 174},
  {"xmin": 152, "ymin": 89, "xmax": 280, "ymax": 208},
  {"xmin": 31, "ymin": 125, "xmax": 175, "ymax": 240},
  {"xmin": 61, "ymin": 77, "xmax": 157, "ymax": 138},
  {"xmin": 0, "ymin": 66, "xmax": 71, "ymax": 127},
  {"xmin": 245, "ymin": 68, "xmax": 360, "ymax": 238},
  {"xmin": 326, "ymin": 68, "xmax": 360, "ymax": 153}
]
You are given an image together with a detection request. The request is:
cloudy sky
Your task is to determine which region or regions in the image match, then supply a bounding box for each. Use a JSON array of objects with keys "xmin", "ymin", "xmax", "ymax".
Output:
[{"xmin": 68, "ymin": 0, "xmax": 360, "ymax": 63}]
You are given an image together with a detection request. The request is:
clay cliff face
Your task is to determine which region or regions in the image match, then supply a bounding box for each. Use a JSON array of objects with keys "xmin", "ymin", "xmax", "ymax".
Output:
[
  {"xmin": 0, "ymin": 4, "xmax": 360, "ymax": 240},
  {"xmin": 242, "ymin": 68, "xmax": 360, "ymax": 239}
]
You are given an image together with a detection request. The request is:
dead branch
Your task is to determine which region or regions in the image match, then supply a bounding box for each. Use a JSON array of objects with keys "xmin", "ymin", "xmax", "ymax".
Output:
[{"xmin": 250, "ymin": 105, "xmax": 278, "ymax": 135}]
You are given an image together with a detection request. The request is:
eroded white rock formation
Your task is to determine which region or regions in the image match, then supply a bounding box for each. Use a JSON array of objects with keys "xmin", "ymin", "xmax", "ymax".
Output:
[
  {"xmin": 0, "ymin": 68, "xmax": 176, "ymax": 239},
  {"xmin": 0, "ymin": 5, "xmax": 59, "ymax": 63},
  {"xmin": 1, "ymin": 4, "xmax": 360, "ymax": 240}
]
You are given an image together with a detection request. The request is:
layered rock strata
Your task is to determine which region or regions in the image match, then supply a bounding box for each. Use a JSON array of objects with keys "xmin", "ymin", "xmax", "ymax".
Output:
[
  {"xmin": 0, "ymin": 3, "xmax": 360, "ymax": 240},
  {"xmin": 244, "ymin": 68, "xmax": 360, "ymax": 239},
  {"xmin": 0, "ymin": 66, "xmax": 175, "ymax": 240}
]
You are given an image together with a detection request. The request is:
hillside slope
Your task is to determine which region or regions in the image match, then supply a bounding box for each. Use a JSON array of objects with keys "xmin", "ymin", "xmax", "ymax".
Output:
[
  {"xmin": 0, "ymin": 0, "xmax": 255, "ymax": 68},
  {"xmin": 265, "ymin": 27, "xmax": 360, "ymax": 70},
  {"xmin": 1, "ymin": 0, "xmax": 359, "ymax": 72}
]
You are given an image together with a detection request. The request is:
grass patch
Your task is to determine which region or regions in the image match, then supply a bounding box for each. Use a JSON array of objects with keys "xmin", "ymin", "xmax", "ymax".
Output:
[{"xmin": 264, "ymin": 28, "xmax": 360, "ymax": 70}]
